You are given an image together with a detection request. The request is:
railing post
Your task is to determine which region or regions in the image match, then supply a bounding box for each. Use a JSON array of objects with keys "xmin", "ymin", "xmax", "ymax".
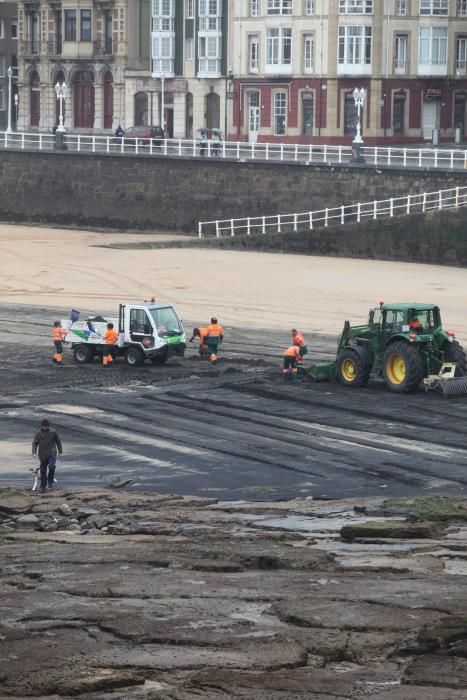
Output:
[
  {"xmin": 434, "ymin": 149, "xmax": 438, "ymax": 168},
  {"xmin": 164, "ymin": 139, "xmax": 168, "ymax": 156},
  {"xmin": 388, "ymin": 147, "xmax": 391, "ymax": 166},
  {"xmin": 77, "ymin": 135, "xmax": 81, "ymax": 152},
  {"xmin": 215, "ymin": 220, "xmax": 220, "ymax": 238},
  {"xmin": 294, "ymin": 144, "xmax": 298, "ymax": 161},
  {"xmin": 419, "ymin": 149, "xmax": 422, "ymax": 168},
  {"xmin": 237, "ymin": 142, "xmax": 240, "ymax": 159},
  {"xmin": 222, "ymin": 140, "xmax": 226, "ymax": 158},
  {"xmin": 403, "ymin": 148, "xmax": 407, "ymax": 167},
  {"xmin": 265, "ymin": 142, "xmax": 269, "ymax": 160},
  {"xmin": 198, "ymin": 222, "xmax": 203, "ymax": 238},
  {"xmin": 39, "ymin": 134, "xmax": 43, "ymax": 150},
  {"xmin": 456, "ymin": 185, "xmax": 460, "ymax": 207},
  {"xmin": 21, "ymin": 133, "xmax": 25, "ymax": 149},
  {"xmin": 373, "ymin": 200, "xmax": 377, "ymax": 219},
  {"xmin": 390, "ymin": 198, "xmax": 394, "ymax": 217},
  {"xmin": 338, "ymin": 145, "xmax": 342, "ymax": 163},
  {"xmin": 106, "ymin": 136, "xmax": 110, "ymax": 153},
  {"xmin": 374, "ymin": 147, "xmax": 378, "ymax": 165},
  {"xmin": 357, "ymin": 203, "xmax": 361, "ymax": 223},
  {"xmin": 277, "ymin": 214, "xmax": 281, "ymax": 233},
  {"xmin": 422, "ymin": 192, "xmax": 427, "ymax": 212},
  {"xmin": 309, "ymin": 211, "xmax": 313, "ymax": 230},
  {"xmin": 439, "ymin": 190, "xmax": 442, "ymax": 209},
  {"xmin": 464, "ymin": 150, "xmax": 467, "ymax": 169},
  {"xmin": 308, "ymin": 144, "xmax": 312, "ymax": 162},
  {"xmin": 178, "ymin": 139, "xmax": 182, "ymax": 156},
  {"xmin": 252, "ymin": 143, "xmax": 255, "ymax": 160},
  {"xmin": 340, "ymin": 205, "xmax": 345, "ymax": 224},
  {"xmin": 247, "ymin": 217, "xmax": 251, "ymax": 235},
  {"xmin": 323, "ymin": 145, "xmax": 328, "ymax": 163},
  {"xmin": 293, "ymin": 213, "xmax": 298, "ymax": 231},
  {"xmin": 149, "ymin": 139, "xmax": 153, "ymax": 156},
  {"xmin": 135, "ymin": 138, "xmax": 139, "ymax": 155},
  {"xmin": 280, "ymin": 144, "xmax": 284, "ymax": 161},
  {"xmin": 262, "ymin": 216, "xmax": 266, "ymax": 234},
  {"xmin": 450, "ymin": 150, "xmax": 454, "ymax": 170},
  {"xmin": 325, "ymin": 208, "xmax": 329, "ymax": 227},
  {"xmin": 231, "ymin": 219, "xmax": 235, "ymax": 236},
  {"xmin": 92, "ymin": 136, "xmax": 96, "ymax": 153},
  {"xmin": 193, "ymin": 139, "xmax": 197, "ymax": 157},
  {"xmin": 406, "ymin": 194, "xmax": 411, "ymax": 214},
  {"xmin": 120, "ymin": 137, "xmax": 124, "ymax": 154}
]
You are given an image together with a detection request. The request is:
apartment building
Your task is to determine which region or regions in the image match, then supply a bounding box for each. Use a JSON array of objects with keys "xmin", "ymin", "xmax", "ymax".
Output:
[
  {"xmin": 0, "ymin": 1, "xmax": 18, "ymax": 130},
  {"xmin": 231, "ymin": 0, "xmax": 467, "ymax": 144}
]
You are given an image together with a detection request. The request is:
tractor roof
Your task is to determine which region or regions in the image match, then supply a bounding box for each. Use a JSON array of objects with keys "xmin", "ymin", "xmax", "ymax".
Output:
[{"xmin": 381, "ymin": 303, "xmax": 438, "ymax": 312}]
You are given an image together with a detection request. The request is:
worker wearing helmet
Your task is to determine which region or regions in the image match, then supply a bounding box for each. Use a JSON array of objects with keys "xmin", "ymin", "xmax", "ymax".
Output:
[
  {"xmin": 103, "ymin": 322, "xmax": 118, "ymax": 366},
  {"xmin": 189, "ymin": 326, "xmax": 209, "ymax": 357},
  {"xmin": 291, "ymin": 329, "xmax": 308, "ymax": 364},
  {"xmin": 205, "ymin": 317, "xmax": 224, "ymax": 365},
  {"xmin": 283, "ymin": 344, "xmax": 300, "ymax": 380},
  {"xmin": 52, "ymin": 321, "xmax": 68, "ymax": 365}
]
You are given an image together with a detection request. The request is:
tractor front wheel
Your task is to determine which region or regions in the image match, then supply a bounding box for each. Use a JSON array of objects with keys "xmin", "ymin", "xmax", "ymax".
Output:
[
  {"xmin": 443, "ymin": 340, "xmax": 467, "ymax": 376},
  {"xmin": 337, "ymin": 347, "xmax": 372, "ymax": 387},
  {"xmin": 383, "ymin": 341, "xmax": 423, "ymax": 393}
]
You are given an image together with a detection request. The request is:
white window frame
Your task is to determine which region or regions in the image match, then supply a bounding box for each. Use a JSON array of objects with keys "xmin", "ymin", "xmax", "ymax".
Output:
[
  {"xmin": 266, "ymin": 27, "xmax": 292, "ymax": 73},
  {"xmin": 250, "ymin": 0, "xmax": 259, "ymax": 16},
  {"xmin": 198, "ymin": 35, "xmax": 222, "ymax": 75},
  {"xmin": 152, "ymin": 0, "xmax": 175, "ymax": 75},
  {"xmin": 338, "ymin": 25, "xmax": 372, "ymax": 74},
  {"xmin": 0, "ymin": 55, "xmax": 5, "ymax": 78},
  {"xmin": 395, "ymin": 34, "xmax": 408, "ymax": 73},
  {"xmin": 456, "ymin": 36, "xmax": 467, "ymax": 73},
  {"xmin": 249, "ymin": 35, "xmax": 259, "ymax": 73},
  {"xmin": 419, "ymin": 25, "xmax": 448, "ymax": 74},
  {"xmin": 186, "ymin": 0, "xmax": 194, "ymax": 17},
  {"xmin": 396, "ymin": 0, "xmax": 408, "ymax": 15},
  {"xmin": 0, "ymin": 19, "xmax": 4, "ymax": 39},
  {"xmin": 303, "ymin": 34, "xmax": 314, "ymax": 72},
  {"xmin": 186, "ymin": 37, "xmax": 194, "ymax": 60},
  {"xmin": 267, "ymin": 0, "xmax": 293, "ymax": 15},
  {"xmin": 458, "ymin": 0, "xmax": 467, "ymax": 16},
  {"xmin": 273, "ymin": 91, "xmax": 287, "ymax": 135},
  {"xmin": 11, "ymin": 18, "xmax": 18, "ymax": 40},
  {"xmin": 420, "ymin": 0, "xmax": 448, "ymax": 16},
  {"xmin": 339, "ymin": 0, "xmax": 373, "ymax": 14},
  {"xmin": 0, "ymin": 85, "xmax": 5, "ymax": 111},
  {"xmin": 304, "ymin": 0, "xmax": 314, "ymax": 14}
]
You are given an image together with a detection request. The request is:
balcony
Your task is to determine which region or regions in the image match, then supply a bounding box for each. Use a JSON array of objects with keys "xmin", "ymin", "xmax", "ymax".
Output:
[
  {"xmin": 20, "ymin": 39, "xmax": 41, "ymax": 56},
  {"xmin": 46, "ymin": 39, "xmax": 62, "ymax": 55},
  {"xmin": 93, "ymin": 38, "xmax": 113, "ymax": 57}
]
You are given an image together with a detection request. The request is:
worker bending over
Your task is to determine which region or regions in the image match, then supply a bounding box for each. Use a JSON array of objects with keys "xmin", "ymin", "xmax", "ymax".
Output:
[
  {"xmin": 283, "ymin": 344, "xmax": 301, "ymax": 380},
  {"xmin": 189, "ymin": 326, "xmax": 209, "ymax": 357},
  {"xmin": 292, "ymin": 328, "xmax": 308, "ymax": 365},
  {"xmin": 103, "ymin": 322, "xmax": 118, "ymax": 366},
  {"xmin": 205, "ymin": 317, "xmax": 224, "ymax": 365},
  {"xmin": 52, "ymin": 321, "xmax": 67, "ymax": 365}
]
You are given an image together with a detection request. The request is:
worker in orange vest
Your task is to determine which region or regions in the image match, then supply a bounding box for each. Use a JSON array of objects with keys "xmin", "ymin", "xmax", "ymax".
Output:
[
  {"xmin": 52, "ymin": 321, "xmax": 68, "ymax": 365},
  {"xmin": 283, "ymin": 344, "xmax": 300, "ymax": 380},
  {"xmin": 205, "ymin": 317, "xmax": 224, "ymax": 365},
  {"xmin": 103, "ymin": 322, "xmax": 118, "ymax": 366},
  {"xmin": 291, "ymin": 328, "xmax": 308, "ymax": 365},
  {"xmin": 189, "ymin": 326, "xmax": 209, "ymax": 357}
]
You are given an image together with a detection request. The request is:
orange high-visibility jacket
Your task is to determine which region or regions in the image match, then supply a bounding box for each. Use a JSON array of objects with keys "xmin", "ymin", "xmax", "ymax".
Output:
[
  {"xmin": 284, "ymin": 345, "xmax": 300, "ymax": 357},
  {"xmin": 104, "ymin": 329, "xmax": 118, "ymax": 345},
  {"xmin": 292, "ymin": 331, "xmax": 305, "ymax": 347},
  {"xmin": 199, "ymin": 326, "xmax": 209, "ymax": 344},
  {"xmin": 206, "ymin": 323, "xmax": 224, "ymax": 338},
  {"xmin": 53, "ymin": 326, "xmax": 67, "ymax": 341},
  {"xmin": 409, "ymin": 319, "xmax": 422, "ymax": 330}
]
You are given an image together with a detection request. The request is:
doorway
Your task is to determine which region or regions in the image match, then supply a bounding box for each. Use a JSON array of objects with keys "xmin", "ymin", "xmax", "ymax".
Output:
[
  {"xmin": 73, "ymin": 71, "xmax": 95, "ymax": 128},
  {"xmin": 422, "ymin": 101, "xmax": 437, "ymax": 140},
  {"xmin": 248, "ymin": 91, "xmax": 260, "ymax": 143}
]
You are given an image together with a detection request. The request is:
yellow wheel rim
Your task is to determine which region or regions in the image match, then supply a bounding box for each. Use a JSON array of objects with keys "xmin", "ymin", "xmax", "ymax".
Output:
[
  {"xmin": 341, "ymin": 358, "xmax": 357, "ymax": 382},
  {"xmin": 386, "ymin": 353, "xmax": 406, "ymax": 384}
]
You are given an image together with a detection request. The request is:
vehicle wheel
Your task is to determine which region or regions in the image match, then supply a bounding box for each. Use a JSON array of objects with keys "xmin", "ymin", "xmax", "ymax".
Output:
[
  {"xmin": 383, "ymin": 341, "xmax": 424, "ymax": 393},
  {"xmin": 73, "ymin": 344, "xmax": 94, "ymax": 364},
  {"xmin": 150, "ymin": 350, "xmax": 168, "ymax": 365},
  {"xmin": 125, "ymin": 347, "xmax": 145, "ymax": 367},
  {"xmin": 337, "ymin": 347, "xmax": 372, "ymax": 387},
  {"xmin": 443, "ymin": 340, "xmax": 467, "ymax": 376}
]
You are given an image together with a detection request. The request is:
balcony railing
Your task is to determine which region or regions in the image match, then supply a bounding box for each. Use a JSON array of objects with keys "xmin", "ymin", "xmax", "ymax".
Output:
[
  {"xmin": 20, "ymin": 39, "xmax": 40, "ymax": 56},
  {"xmin": 93, "ymin": 38, "xmax": 113, "ymax": 56}
]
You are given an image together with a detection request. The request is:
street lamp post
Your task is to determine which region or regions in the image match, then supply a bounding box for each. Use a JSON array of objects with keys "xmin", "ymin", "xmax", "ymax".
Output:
[
  {"xmin": 160, "ymin": 73, "xmax": 166, "ymax": 133},
  {"xmin": 352, "ymin": 86, "xmax": 366, "ymax": 163},
  {"xmin": 6, "ymin": 67, "xmax": 13, "ymax": 134},
  {"xmin": 55, "ymin": 81, "xmax": 67, "ymax": 132},
  {"xmin": 14, "ymin": 93, "xmax": 19, "ymax": 129},
  {"xmin": 224, "ymin": 67, "xmax": 234, "ymax": 140}
]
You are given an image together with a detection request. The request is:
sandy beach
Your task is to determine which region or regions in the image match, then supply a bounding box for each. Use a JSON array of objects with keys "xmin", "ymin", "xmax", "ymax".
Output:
[{"xmin": 1, "ymin": 223, "xmax": 466, "ymax": 336}]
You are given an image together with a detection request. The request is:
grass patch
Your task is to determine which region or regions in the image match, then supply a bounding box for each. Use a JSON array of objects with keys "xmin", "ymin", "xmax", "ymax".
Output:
[{"xmin": 383, "ymin": 495, "xmax": 467, "ymax": 523}]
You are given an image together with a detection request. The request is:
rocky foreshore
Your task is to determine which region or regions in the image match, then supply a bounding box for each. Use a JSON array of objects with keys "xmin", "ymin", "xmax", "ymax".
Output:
[{"xmin": 2, "ymin": 487, "xmax": 467, "ymax": 699}]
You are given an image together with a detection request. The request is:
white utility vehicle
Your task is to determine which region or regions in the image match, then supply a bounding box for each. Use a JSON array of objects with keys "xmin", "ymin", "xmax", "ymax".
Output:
[{"xmin": 63, "ymin": 302, "xmax": 186, "ymax": 367}]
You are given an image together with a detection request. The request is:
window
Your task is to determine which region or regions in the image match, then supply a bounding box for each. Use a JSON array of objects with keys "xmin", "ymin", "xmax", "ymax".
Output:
[
  {"xmin": 198, "ymin": 0, "xmax": 222, "ymax": 75},
  {"xmin": 134, "ymin": 92, "xmax": 148, "ymax": 125},
  {"xmin": 395, "ymin": 34, "xmax": 407, "ymax": 72},
  {"xmin": 457, "ymin": 37, "xmax": 467, "ymax": 72},
  {"xmin": 152, "ymin": 0, "xmax": 175, "ymax": 30},
  {"xmin": 0, "ymin": 86, "xmax": 4, "ymax": 111},
  {"xmin": 249, "ymin": 35, "xmax": 259, "ymax": 72},
  {"xmin": 266, "ymin": 27, "xmax": 292, "ymax": 66},
  {"xmin": 0, "ymin": 19, "xmax": 4, "ymax": 39},
  {"xmin": 186, "ymin": 37, "xmax": 194, "ymax": 59},
  {"xmin": 339, "ymin": 0, "xmax": 373, "ymax": 14},
  {"xmin": 199, "ymin": 0, "xmax": 222, "ymax": 31},
  {"xmin": 64, "ymin": 10, "xmax": 76, "ymax": 41},
  {"xmin": 338, "ymin": 25, "xmax": 372, "ymax": 65},
  {"xmin": 302, "ymin": 93, "xmax": 314, "ymax": 134},
  {"xmin": 419, "ymin": 26, "xmax": 447, "ymax": 66},
  {"xmin": 303, "ymin": 34, "xmax": 314, "ymax": 72},
  {"xmin": 80, "ymin": 10, "xmax": 91, "ymax": 41},
  {"xmin": 152, "ymin": 0, "xmax": 175, "ymax": 74},
  {"xmin": 0, "ymin": 55, "xmax": 4, "ymax": 77},
  {"xmin": 267, "ymin": 0, "xmax": 292, "ymax": 15},
  {"xmin": 11, "ymin": 18, "xmax": 18, "ymax": 40},
  {"xmin": 152, "ymin": 35, "xmax": 175, "ymax": 73},
  {"xmin": 273, "ymin": 91, "xmax": 287, "ymax": 134},
  {"xmin": 186, "ymin": 0, "xmax": 194, "ymax": 17},
  {"xmin": 304, "ymin": 0, "xmax": 314, "ymax": 14},
  {"xmin": 250, "ymin": 0, "xmax": 259, "ymax": 16},
  {"xmin": 458, "ymin": 0, "xmax": 467, "ymax": 15},
  {"xmin": 396, "ymin": 0, "xmax": 407, "ymax": 14},
  {"xmin": 198, "ymin": 35, "xmax": 221, "ymax": 74},
  {"xmin": 420, "ymin": 0, "xmax": 448, "ymax": 15}
]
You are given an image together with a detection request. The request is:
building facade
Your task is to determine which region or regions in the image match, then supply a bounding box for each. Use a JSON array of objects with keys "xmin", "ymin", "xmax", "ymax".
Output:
[
  {"xmin": 230, "ymin": 0, "xmax": 467, "ymax": 144},
  {"xmin": 0, "ymin": 1, "xmax": 18, "ymax": 130}
]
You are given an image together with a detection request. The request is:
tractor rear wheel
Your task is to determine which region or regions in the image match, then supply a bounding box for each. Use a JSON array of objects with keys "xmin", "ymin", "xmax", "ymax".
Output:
[
  {"xmin": 337, "ymin": 347, "xmax": 372, "ymax": 387},
  {"xmin": 383, "ymin": 341, "xmax": 423, "ymax": 393},
  {"xmin": 443, "ymin": 340, "xmax": 467, "ymax": 376}
]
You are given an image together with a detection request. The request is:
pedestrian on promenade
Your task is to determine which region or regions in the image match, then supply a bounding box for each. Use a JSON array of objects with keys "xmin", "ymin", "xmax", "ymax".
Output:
[{"xmin": 32, "ymin": 419, "xmax": 63, "ymax": 493}]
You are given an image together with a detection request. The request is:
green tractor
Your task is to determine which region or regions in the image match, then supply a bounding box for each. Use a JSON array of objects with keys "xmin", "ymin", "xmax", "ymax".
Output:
[{"xmin": 309, "ymin": 303, "xmax": 467, "ymax": 396}]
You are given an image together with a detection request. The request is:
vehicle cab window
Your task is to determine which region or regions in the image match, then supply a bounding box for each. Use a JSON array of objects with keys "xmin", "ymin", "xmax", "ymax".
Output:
[{"xmin": 130, "ymin": 308, "xmax": 152, "ymax": 335}]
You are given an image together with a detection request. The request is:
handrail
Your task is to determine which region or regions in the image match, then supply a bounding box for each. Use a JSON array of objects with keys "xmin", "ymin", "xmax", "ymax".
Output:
[
  {"xmin": 2, "ymin": 130, "xmax": 467, "ymax": 172},
  {"xmin": 198, "ymin": 185, "xmax": 467, "ymax": 238}
]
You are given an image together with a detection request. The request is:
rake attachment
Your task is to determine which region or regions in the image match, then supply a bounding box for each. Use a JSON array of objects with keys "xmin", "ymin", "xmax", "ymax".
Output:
[{"xmin": 424, "ymin": 363, "xmax": 467, "ymax": 398}]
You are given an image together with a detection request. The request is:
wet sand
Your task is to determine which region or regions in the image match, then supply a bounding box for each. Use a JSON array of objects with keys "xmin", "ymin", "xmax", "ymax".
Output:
[{"xmin": 1, "ymin": 223, "xmax": 466, "ymax": 336}]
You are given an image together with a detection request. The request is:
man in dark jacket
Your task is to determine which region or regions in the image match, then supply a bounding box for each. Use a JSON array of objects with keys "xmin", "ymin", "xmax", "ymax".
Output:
[{"xmin": 32, "ymin": 419, "xmax": 63, "ymax": 493}]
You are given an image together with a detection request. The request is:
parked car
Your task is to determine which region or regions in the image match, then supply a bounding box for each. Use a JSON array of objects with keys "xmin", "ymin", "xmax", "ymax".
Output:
[{"xmin": 119, "ymin": 126, "xmax": 166, "ymax": 146}]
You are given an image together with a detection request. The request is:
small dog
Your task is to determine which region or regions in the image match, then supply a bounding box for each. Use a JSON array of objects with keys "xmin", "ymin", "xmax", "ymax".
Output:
[{"xmin": 31, "ymin": 467, "xmax": 57, "ymax": 492}]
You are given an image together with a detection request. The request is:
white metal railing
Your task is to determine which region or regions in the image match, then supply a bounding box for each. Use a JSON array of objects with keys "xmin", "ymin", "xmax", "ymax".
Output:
[
  {"xmin": 2, "ymin": 130, "xmax": 467, "ymax": 172},
  {"xmin": 198, "ymin": 185, "xmax": 467, "ymax": 238}
]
